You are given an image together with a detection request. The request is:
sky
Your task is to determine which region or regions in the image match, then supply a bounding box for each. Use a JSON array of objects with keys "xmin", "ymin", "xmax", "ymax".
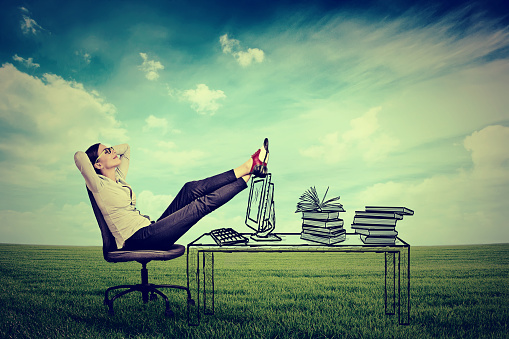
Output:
[{"xmin": 0, "ymin": 0, "xmax": 508, "ymax": 247}]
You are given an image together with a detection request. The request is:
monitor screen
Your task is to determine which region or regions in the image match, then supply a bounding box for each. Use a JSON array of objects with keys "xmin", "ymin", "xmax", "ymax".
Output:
[{"xmin": 245, "ymin": 174, "xmax": 280, "ymax": 240}]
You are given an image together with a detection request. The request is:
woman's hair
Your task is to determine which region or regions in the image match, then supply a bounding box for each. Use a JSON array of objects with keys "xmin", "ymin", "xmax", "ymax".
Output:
[{"xmin": 85, "ymin": 143, "xmax": 102, "ymax": 175}]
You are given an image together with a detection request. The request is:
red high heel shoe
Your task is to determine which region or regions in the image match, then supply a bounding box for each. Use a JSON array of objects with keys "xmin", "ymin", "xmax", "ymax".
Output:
[{"xmin": 250, "ymin": 138, "xmax": 269, "ymax": 178}]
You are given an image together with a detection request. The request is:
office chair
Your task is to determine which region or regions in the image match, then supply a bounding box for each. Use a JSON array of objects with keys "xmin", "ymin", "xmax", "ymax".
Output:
[{"xmin": 86, "ymin": 189, "xmax": 194, "ymax": 318}]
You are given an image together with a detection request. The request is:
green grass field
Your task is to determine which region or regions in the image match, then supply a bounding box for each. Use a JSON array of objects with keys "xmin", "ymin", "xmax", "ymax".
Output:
[{"xmin": 0, "ymin": 243, "xmax": 508, "ymax": 338}]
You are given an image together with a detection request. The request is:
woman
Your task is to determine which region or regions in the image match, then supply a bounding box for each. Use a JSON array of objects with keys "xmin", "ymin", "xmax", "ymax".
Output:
[{"xmin": 74, "ymin": 139, "xmax": 269, "ymax": 250}]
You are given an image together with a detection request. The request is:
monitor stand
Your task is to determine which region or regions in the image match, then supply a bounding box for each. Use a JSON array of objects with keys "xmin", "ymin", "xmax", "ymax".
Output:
[{"xmin": 250, "ymin": 232, "xmax": 282, "ymax": 241}]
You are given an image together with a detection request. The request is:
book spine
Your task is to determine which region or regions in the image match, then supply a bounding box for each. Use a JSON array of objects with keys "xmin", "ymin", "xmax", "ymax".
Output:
[
  {"xmin": 354, "ymin": 229, "xmax": 398, "ymax": 237},
  {"xmin": 302, "ymin": 224, "xmax": 344, "ymax": 232},
  {"xmin": 354, "ymin": 211, "xmax": 403, "ymax": 219},
  {"xmin": 302, "ymin": 211, "xmax": 340, "ymax": 220},
  {"xmin": 352, "ymin": 217, "xmax": 398, "ymax": 226},
  {"xmin": 320, "ymin": 207, "xmax": 346, "ymax": 212},
  {"xmin": 302, "ymin": 218, "xmax": 344, "ymax": 228},
  {"xmin": 364, "ymin": 206, "xmax": 414, "ymax": 215},
  {"xmin": 351, "ymin": 224, "xmax": 396, "ymax": 230},
  {"xmin": 301, "ymin": 232, "xmax": 346, "ymax": 244},
  {"xmin": 302, "ymin": 228, "xmax": 346, "ymax": 237},
  {"xmin": 360, "ymin": 235, "xmax": 396, "ymax": 244}
]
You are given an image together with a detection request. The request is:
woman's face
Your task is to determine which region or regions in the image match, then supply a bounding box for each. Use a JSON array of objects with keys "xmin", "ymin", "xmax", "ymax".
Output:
[{"xmin": 94, "ymin": 144, "xmax": 121, "ymax": 172}]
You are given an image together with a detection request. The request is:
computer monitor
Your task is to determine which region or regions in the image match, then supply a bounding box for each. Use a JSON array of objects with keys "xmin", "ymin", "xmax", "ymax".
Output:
[{"xmin": 245, "ymin": 173, "xmax": 281, "ymax": 241}]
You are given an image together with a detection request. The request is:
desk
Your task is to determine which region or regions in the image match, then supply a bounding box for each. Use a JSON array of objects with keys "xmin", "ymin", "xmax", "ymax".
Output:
[{"xmin": 187, "ymin": 233, "xmax": 410, "ymax": 326}]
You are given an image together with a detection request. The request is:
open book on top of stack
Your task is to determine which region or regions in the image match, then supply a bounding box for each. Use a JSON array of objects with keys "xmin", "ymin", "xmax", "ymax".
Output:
[
  {"xmin": 296, "ymin": 187, "xmax": 346, "ymax": 245},
  {"xmin": 352, "ymin": 206, "xmax": 414, "ymax": 244}
]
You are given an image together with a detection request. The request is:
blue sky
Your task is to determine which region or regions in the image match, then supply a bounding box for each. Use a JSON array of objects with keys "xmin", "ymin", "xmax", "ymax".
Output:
[{"xmin": 0, "ymin": 0, "xmax": 508, "ymax": 246}]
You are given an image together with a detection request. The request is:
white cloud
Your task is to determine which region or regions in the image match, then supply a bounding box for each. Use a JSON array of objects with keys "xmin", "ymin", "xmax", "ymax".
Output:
[
  {"xmin": 143, "ymin": 115, "xmax": 168, "ymax": 133},
  {"xmin": 181, "ymin": 84, "xmax": 226, "ymax": 115},
  {"xmin": 12, "ymin": 54, "xmax": 40, "ymax": 68},
  {"xmin": 464, "ymin": 125, "xmax": 509, "ymax": 177},
  {"xmin": 235, "ymin": 48, "xmax": 265, "ymax": 67},
  {"xmin": 138, "ymin": 52, "xmax": 164, "ymax": 80},
  {"xmin": 351, "ymin": 125, "xmax": 509, "ymax": 245},
  {"xmin": 0, "ymin": 63, "xmax": 127, "ymax": 186},
  {"xmin": 343, "ymin": 107, "xmax": 380, "ymax": 141},
  {"xmin": 219, "ymin": 34, "xmax": 265, "ymax": 67},
  {"xmin": 20, "ymin": 14, "xmax": 45, "ymax": 35},
  {"xmin": 220, "ymin": 34, "xmax": 239, "ymax": 54},
  {"xmin": 300, "ymin": 107, "xmax": 399, "ymax": 164}
]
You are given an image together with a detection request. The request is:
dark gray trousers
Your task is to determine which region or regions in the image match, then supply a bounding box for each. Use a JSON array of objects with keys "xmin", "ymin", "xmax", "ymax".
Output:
[{"xmin": 123, "ymin": 169, "xmax": 247, "ymax": 250}]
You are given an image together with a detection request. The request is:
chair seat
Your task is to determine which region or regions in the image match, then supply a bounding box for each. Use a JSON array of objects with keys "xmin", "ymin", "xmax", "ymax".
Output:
[{"xmin": 106, "ymin": 244, "xmax": 186, "ymax": 263}]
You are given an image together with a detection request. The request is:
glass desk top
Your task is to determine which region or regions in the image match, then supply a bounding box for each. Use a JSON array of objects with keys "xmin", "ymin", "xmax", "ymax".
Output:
[{"xmin": 188, "ymin": 232, "xmax": 409, "ymax": 250}]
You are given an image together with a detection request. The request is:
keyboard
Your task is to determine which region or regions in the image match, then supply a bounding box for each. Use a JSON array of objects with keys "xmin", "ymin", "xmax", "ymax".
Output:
[{"xmin": 210, "ymin": 228, "xmax": 249, "ymax": 246}]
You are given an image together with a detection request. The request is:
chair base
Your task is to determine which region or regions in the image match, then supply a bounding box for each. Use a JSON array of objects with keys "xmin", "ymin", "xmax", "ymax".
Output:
[
  {"xmin": 104, "ymin": 283, "xmax": 193, "ymax": 317},
  {"xmin": 103, "ymin": 262, "xmax": 195, "ymax": 317}
]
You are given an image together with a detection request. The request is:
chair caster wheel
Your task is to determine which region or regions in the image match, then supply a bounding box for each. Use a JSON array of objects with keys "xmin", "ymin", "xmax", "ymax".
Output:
[
  {"xmin": 150, "ymin": 293, "xmax": 157, "ymax": 301},
  {"xmin": 188, "ymin": 299, "xmax": 195, "ymax": 306},
  {"xmin": 165, "ymin": 309, "xmax": 174, "ymax": 318}
]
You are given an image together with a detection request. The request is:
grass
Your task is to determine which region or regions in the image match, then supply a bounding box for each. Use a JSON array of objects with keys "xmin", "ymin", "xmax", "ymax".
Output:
[{"xmin": 0, "ymin": 243, "xmax": 508, "ymax": 338}]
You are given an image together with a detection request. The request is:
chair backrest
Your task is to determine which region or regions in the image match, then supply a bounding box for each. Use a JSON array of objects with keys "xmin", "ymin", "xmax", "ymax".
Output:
[{"xmin": 86, "ymin": 188, "xmax": 117, "ymax": 260}]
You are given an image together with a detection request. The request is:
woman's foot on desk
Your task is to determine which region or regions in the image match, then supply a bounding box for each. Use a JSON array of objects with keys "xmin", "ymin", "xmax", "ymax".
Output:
[
  {"xmin": 250, "ymin": 138, "xmax": 269, "ymax": 178},
  {"xmin": 234, "ymin": 138, "xmax": 270, "ymax": 182}
]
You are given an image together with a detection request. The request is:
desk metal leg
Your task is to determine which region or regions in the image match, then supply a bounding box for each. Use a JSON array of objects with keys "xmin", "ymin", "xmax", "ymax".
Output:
[
  {"xmin": 203, "ymin": 251, "xmax": 214, "ymax": 315},
  {"xmin": 187, "ymin": 244, "xmax": 410, "ymax": 326},
  {"xmin": 187, "ymin": 247, "xmax": 200, "ymax": 326},
  {"xmin": 385, "ymin": 252, "xmax": 396, "ymax": 315},
  {"xmin": 399, "ymin": 247, "xmax": 410, "ymax": 325}
]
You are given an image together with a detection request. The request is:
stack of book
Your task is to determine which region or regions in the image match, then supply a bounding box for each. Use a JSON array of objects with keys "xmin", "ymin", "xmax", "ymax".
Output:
[
  {"xmin": 296, "ymin": 187, "xmax": 346, "ymax": 245},
  {"xmin": 351, "ymin": 206, "xmax": 414, "ymax": 244}
]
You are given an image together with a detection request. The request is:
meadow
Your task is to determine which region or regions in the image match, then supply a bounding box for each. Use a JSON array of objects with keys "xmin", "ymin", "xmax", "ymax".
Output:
[{"xmin": 0, "ymin": 243, "xmax": 507, "ymax": 338}]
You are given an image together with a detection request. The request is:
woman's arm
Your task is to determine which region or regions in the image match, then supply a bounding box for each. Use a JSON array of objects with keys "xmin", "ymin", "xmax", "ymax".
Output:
[
  {"xmin": 113, "ymin": 143, "xmax": 130, "ymax": 179},
  {"xmin": 74, "ymin": 151, "xmax": 102, "ymax": 193}
]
